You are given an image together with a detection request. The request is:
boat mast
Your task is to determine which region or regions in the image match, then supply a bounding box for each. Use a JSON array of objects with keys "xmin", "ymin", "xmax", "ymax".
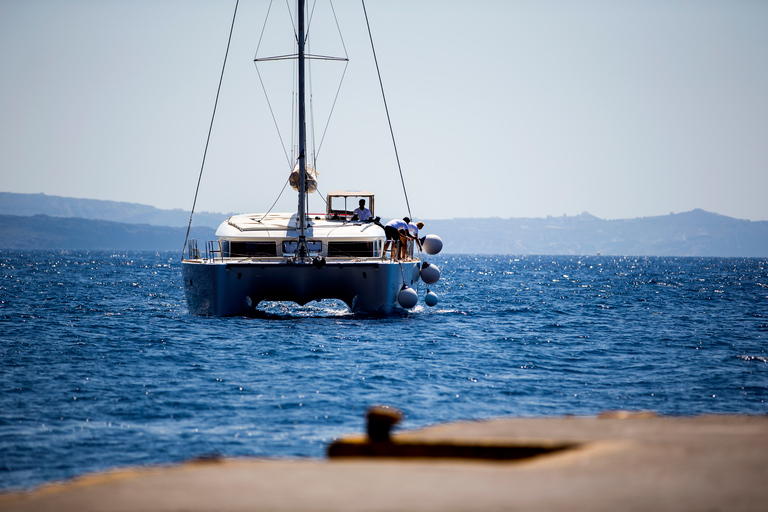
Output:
[{"xmin": 296, "ymin": 0, "xmax": 308, "ymax": 257}]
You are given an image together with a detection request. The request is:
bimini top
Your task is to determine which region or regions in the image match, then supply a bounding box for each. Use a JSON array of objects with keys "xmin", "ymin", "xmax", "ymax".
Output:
[
  {"xmin": 326, "ymin": 190, "xmax": 375, "ymax": 197},
  {"xmin": 326, "ymin": 191, "xmax": 375, "ymax": 219}
]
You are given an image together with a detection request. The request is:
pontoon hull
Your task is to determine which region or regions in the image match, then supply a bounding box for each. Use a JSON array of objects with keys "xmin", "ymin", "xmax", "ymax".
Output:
[{"xmin": 182, "ymin": 259, "xmax": 420, "ymax": 316}]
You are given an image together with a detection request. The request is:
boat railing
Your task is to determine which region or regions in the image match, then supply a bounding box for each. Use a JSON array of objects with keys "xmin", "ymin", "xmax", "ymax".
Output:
[
  {"xmin": 187, "ymin": 238, "xmax": 413, "ymax": 262},
  {"xmin": 186, "ymin": 239, "xmax": 224, "ymax": 261},
  {"xmin": 205, "ymin": 240, "xmax": 223, "ymax": 261},
  {"xmin": 187, "ymin": 239, "xmax": 200, "ymax": 260},
  {"xmin": 382, "ymin": 239, "xmax": 417, "ymax": 261}
]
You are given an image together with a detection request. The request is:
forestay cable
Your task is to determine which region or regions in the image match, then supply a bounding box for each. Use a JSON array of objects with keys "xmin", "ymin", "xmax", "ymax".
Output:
[
  {"xmin": 182, "ymin": 0, "xmax": 240, "ymax": 260},
  {"xmin": 361, "ymin": 0, "xmax": 412, "ymax": 220}
]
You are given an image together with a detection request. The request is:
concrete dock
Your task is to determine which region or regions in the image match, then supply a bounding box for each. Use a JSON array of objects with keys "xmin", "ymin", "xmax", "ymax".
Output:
[{"xmin": 2, "ymin": 413, "xmax": 767, "ymax": 511}]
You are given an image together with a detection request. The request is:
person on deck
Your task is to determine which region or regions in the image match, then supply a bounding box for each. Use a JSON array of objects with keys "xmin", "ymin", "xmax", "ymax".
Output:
[
  {"xmin": 384, "ymin": 217, "xmax": 415, "ymax": 260},
  {"xmin": 352, "ymin": 199, "xmax": 372, "ymax": 222},
  {"xmin": 408, "ymin": 220, "xmax": 425, "ymax": 253}
]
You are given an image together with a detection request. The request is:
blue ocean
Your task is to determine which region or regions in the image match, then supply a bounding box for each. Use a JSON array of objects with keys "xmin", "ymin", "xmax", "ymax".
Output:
[{"xmin": 1, "ymin": 251, "xmax": 767, "ymax": 491}]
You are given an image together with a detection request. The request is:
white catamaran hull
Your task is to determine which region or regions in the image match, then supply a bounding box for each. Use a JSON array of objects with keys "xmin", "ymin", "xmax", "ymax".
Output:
[{"xmin": 182, "ymin": 259, "xmax": 420, "ymax": 316}]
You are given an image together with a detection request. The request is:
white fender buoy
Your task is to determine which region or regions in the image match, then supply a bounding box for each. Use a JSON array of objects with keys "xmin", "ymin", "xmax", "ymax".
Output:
[
  {"xmin": 397, "ymin": 286, "xmax": 418, "ymax": 309},
  {"xmin": 420, "ymin": 262, "xmax": 441, "ymax": 285},
  {"xmin": 422, "ymin": 234, "xmax": 443, "ymax": 255},
  {"xmin": 424, "ymin": 290, "xmax": 438, "ymax": 307}
]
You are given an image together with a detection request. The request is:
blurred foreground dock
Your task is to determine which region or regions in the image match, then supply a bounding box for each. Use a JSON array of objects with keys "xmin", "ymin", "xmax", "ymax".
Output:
[{"xmin": 2, "ymin": 413, "xmax": 767, "ymax": 511}]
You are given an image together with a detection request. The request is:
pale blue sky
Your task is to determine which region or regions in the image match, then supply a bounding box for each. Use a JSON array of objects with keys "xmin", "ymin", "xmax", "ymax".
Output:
[{"xmin": 1, "ymin": 0, "xmax": 766, "ymax": 221}]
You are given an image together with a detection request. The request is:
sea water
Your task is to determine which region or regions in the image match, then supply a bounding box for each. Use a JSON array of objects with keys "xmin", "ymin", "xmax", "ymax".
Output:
[{"xmin": 1, "ymin": 251, "xmax": 766, "ymax": 491}]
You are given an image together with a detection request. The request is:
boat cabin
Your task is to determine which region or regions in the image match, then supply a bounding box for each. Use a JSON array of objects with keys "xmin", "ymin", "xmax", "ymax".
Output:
[{"xmin": 199, "ymin": 190, "xmax": 387, "ymax": 262}]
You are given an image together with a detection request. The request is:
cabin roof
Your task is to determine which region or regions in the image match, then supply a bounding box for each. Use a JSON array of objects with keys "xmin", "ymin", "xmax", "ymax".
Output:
[
  {"xmin": 326, "ymin": 190, "xmax": 374, "ymax": 197},
  {"xmin": 216, "ymin": 212, "xmax": 384, "ymax": 240}
]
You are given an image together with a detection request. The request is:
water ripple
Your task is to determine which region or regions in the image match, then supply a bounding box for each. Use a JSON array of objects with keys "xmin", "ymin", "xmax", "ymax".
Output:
[{"xmin": 1, "ymin": 252, "xmax": 766, "ymax": 491}]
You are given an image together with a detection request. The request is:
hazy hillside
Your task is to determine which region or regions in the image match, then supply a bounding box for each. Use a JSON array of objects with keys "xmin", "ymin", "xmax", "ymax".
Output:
[
  {"xmin": 422, "ymin": 210, "xmax": 768, "ymax": 257},
  {"xmin": 0, "ymin": 214, "xmax": 214, "ymax": 251},
  {"xmin": 0, "ymin": 192, "xmax": 229, "ymax": 229},
  {"xmin": 1, "ymin": 192, "xmax": 766, "ymax": 256}
]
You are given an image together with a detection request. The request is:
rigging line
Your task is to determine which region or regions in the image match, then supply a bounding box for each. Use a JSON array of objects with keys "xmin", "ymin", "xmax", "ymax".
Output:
[
  {"xmin": 255, "ymin": 53, "xmax": 348, "ymax": 62},
  {"xmin": 254, "ymin": 1, "xmax": 299, "ymax": 215},
  {"xmin": 285, "ymin": 0, "xmax": 298, "ymax": 45},
  {"xmin": 254, "ymin": 64, "xmax": 293, "ymax": 169},
  {"xmin": 258, "ymin": 174, "xmax": 292, "ymax": 222},
  {"xmin": 290, "ymin": 0, "xmax": 297, "ymax": 166},
  {"xmin": 304, "ymin": 4, "xmax": 317, "ymax": 171},
  {"xmin": 316, "ymin": 188, "xmax": 327, "ymax": 206},
  {"xmin": 308, "ymin": 30, "xmax": 317, "ymax": 169},
  {"xmin": 314, "ymin": 0, "xmax": 349, "ymax": 161},
  {"xmin": 307, "ymin": 0, "xmax": 317, "ymax": 44},
  {"xmin": 315, "ymin": 60, "xmax": 348, "ymax": 162},
  {"xmin": 254, "ymin": 0, "xmax": 274, "ymax": 60},
  {"xmin": 182, "ymin": 0, "xmax": 240, "ymax": 261},
  {"xmin": 254, "ymin": 1, "xmax": 298, "ymax": 219},
  {"xmin": 330, "ymin": 0, "xmax": 350, "ymax": 59},
  {"xmin": 361, "ymin": 0, "xmax": 412, "ymax": 220},
  {"xmin": 397, "ymin": 261, "xmax": 406, "ymax": 284},
  {"xmin": 291, "ymin": 56, "xmax": 297, "ymax": 164}
]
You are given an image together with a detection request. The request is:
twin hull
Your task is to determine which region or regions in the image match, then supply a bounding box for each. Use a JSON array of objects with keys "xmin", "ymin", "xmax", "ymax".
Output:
[{"xmin": 182, "ymin": 259, "xmax": 420, "ymax": 316}]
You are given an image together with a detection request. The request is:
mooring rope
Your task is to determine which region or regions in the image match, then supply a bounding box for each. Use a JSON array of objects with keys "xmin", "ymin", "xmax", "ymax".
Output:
[{"xmin": 182, "ymin": 0, "xmax": 240, "ymax": 260}]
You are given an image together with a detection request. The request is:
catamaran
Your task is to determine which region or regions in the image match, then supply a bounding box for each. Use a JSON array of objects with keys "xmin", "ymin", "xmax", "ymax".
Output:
[{"xmin": 181, "ymin": 0, "xmax": 442, "ymax": 316}]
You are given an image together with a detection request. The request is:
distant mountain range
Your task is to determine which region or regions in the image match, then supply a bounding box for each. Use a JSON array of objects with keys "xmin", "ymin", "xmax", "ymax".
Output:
[
  {"xmin": 424, "ymin": 211, "xmax": 768, "ymax": 257},
  {"xmin": 0, "ymin": 191, "xmax": 229, "ymax": 229},
  {"xmin": 1, "ymin": 192, "xmax": 766, "ymax": 256},
  {"xmin": 0, "ymin": 214, "xmax": 214, "ymax": 252}
]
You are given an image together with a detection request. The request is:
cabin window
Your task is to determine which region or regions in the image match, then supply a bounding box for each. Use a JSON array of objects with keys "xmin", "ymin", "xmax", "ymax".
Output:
[
  {"xmin": 282, "ymin": 240, "xmax": 322, "ymax": 255},
  {"xmin": 228, "ymin": 241, "xmax": 277, "ymax": 257},
  {"xmin": 327, "ymin": 241, "xmax": 374, "ymax": 257},
  {"xmin": 327, "ymin": 194, "xmax": 374, "ymax": 219}
]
